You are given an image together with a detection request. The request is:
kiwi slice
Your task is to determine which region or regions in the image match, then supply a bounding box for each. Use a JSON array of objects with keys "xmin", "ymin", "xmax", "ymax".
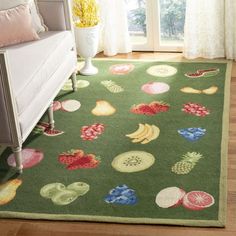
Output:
[
  {"xmin": 51, "ymin": 189, "xmax": 78, "ymax": 205},
  {"xmin": 40, "ymin": 183, "xmax": 66, "ymax": 199},
  {"xmin": 111, "ymin": 151, "xmax": 155, "ymax": 173},
  {"xmin": 67, "ymin": 182, "xmax": 90, "ymax": 196}
]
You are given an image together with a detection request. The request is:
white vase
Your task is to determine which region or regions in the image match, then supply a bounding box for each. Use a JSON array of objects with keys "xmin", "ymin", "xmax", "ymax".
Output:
[{"xmin": 75, "ymin": 24, "xmax": 100, "ymax": 76}]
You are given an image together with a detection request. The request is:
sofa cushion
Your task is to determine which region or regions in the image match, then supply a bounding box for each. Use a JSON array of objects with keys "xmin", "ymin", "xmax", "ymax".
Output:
[
  {"xmin": 4, "ymin": 31, "xmax": 75, "ymax": 115},
  {"xmin": 0, "ymin": 4, "xmax": 39, "ymax": 48},
  {"xmin": 0, "ymin": 0, "xmax": 48, "ymax": 33}
]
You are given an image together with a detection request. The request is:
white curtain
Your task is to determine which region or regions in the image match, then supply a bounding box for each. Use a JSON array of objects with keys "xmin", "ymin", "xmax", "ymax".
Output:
[
  {"xmin": 184, "ymin": 0, "xmax": 236, "ymax": 60},
  {"xmin": 98, "ymin": 0, "xmax": 132, "ymax": 56}
]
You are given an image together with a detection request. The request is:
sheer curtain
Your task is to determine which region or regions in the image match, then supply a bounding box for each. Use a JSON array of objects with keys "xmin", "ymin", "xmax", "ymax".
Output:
[
  {"xmin": 98, "ymin": 0, "xmax": 132, "ymax": 56},
  {"xmin": 184, "ymin": 0, "xmax": 236, "ymax": 60}
]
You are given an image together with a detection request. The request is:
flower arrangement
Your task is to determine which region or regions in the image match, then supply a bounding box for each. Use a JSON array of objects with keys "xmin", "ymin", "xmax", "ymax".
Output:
[{"xmin": 73, "ymin": 0, "xmax": 99, "ymax": 28}]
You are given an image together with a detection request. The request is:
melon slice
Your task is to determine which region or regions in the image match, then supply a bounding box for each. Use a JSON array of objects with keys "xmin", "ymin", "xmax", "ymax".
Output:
[
  {"xmin": 183, "ymin": 191, "xmax": 215, "ymax": 210},
  {"xmin": 155, "ymin": 187, "xmax": 186, "ymax": 208},
  {"xmin": 146, "ymin": 65, "xmax": 177, "ymax": 77},
  {"xmin": 61, "ymin": 100, "xmax": 81, "ymax": 112}
]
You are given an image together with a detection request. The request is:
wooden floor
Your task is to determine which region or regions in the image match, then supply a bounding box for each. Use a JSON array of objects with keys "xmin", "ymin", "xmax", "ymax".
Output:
[{"xmin": 1, "ymin": 53, "xmax": 236, "ymax": 236}]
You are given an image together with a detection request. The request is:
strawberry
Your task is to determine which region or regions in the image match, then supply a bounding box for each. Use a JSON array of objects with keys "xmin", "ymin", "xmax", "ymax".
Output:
[
  {"xmin": 58, "ymin": 149, "xmax": 84, "ymax": 165},
  {"xmin": 130, "ymin": 104, "xmax": 156, "ymax": 115},
  {"xmin": 67, "ymin": 154, "xmax": 99, "ymax": 170},
  {"xmin": 131, "ymin": 101, "xmax": 169, "ymax": 116},
  {"xmin": 149, "ymin": 101, "xmax": 170, "ymax": 113}
]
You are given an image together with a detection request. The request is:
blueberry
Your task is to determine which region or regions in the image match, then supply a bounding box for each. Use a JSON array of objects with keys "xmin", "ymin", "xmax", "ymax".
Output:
[
  {"xmin": 188, "ymin": 128, "xmax": 196, "ymax": 132},
  {"xmin": 121, "ymin": 189, "xmax": 135, "ymax": 197},
  {"xmin": 116, "ymin": 184, "xmax": 128, "ymax": 190},
  {"xmin": 104, "ymin": 194, "xmax": 117, "ymax": 203},
  {"xmin": 194, "ymin": 131, "xmax": 204, "ymax": 136},
  {"xmin": 115, "ymin": 196, "xmax": 129, "ymax": 204},
  {"xmin": 178, "ymin": 129, "xmax": 186, "ymax": 134},
  {"xmin": 109, "ymin": 188, "xmax": 122, "ymax": 196}
]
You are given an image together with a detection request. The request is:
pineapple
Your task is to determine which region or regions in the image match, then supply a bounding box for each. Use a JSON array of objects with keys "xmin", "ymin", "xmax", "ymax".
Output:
[{"xmin": 171, "ymin": 152, "xmax": 203, "ymax": 175}]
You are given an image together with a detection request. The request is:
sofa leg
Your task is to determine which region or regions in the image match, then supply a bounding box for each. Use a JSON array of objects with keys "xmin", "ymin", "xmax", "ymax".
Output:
[
  {"xmin": 71, "ymin": 72, "xmax": 77, "ymax": 91},
  {"xmin": 12, "ymin": 146, "xmax": 23, "ymax": 174},
  {"xmin": 48, "ymin": 102, "xmax": 55, "ymax": 129}
]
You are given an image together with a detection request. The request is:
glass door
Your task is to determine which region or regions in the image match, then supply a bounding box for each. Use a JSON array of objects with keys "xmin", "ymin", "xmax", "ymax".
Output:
[
  {"xmin": 157, "ymin": 0, "xmax": 186, "ymax": 51},
  {"xmin": 127, "ymin": 0, "xmax": 186, "ymax": 51}
]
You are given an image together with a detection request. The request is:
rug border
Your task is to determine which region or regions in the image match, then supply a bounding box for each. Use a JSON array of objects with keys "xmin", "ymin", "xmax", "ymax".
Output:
[
  {"xmin": 0, "ymin": 59, "xmax": 232, "ymax": 227},
  {"xmin": 93, "ymin": 57, "xmax": 231, "ymax": 64},
  {"xmin": 0, "ymin": 211, "xmax": 227, "ymax": 227}
]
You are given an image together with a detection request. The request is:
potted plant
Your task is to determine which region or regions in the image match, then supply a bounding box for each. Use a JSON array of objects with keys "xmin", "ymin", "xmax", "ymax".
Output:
[{"xmin": 73, "ymin": 0, "xmax": 100, "ymax": 75}]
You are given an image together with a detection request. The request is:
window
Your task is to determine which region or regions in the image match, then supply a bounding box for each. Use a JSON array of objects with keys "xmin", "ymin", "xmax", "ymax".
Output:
[
  {"xmin": 127, "ymin": 0, "xmax": 186, "ymax": 51},
  {"xmin": 127, "ymin": 0, "xmax": 147, "ymax": 46}
]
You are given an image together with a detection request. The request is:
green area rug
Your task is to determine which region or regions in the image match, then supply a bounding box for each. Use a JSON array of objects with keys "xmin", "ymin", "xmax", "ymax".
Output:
[{"xmin": 0, "ymin": 59, "xmax": 231, "ymax": 227}]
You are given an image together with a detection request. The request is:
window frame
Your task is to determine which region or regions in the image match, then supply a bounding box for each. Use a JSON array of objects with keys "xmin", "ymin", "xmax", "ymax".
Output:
[{"xmin": 130, "ymin": 0, "xmax": 184, "ymax": 52}]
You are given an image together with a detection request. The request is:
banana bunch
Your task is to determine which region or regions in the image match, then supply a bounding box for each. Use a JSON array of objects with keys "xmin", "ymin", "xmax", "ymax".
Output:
[{"xmin": 126, "ymin": 124, "xmax": 160, "ymax": 144}]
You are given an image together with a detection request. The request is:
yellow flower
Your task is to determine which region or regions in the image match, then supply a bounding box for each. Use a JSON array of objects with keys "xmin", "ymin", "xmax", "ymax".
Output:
[{"xmin": 73, "ymin": 0, "xmax": 99, "ymax": 28}]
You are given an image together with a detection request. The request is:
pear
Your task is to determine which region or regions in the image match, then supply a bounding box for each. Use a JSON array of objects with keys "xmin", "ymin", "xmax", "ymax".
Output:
[
  {"xmin": 0, "ymin": 179, "xmax": 22, "ymax": 205},
  {"xmin": 202, "ymin": 86, "xmax": 218, "ymax": 95},
  {"xmin": 91, "ymin": 100, "xmax": 116, "ymax": 116},
  {"xmin": 180, "ymin": 87, "xmax": 201, "ymax": 94}
]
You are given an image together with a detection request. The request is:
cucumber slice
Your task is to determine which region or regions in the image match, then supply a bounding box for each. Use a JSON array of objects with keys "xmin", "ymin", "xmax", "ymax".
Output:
[
  {"xmin": 51, "ymin": 189, "xmax": 78, "ymax": 205},
  {"xmin": 67, "ymin": 182, "xmax": 90, "ymax": 196},
  {"xmin": 111, "ymin": 151, "xmax": 155, "ymax": 173},
  {"xmin": 40, "ymin": 183, "xmax": 66, "ymax": 199}
]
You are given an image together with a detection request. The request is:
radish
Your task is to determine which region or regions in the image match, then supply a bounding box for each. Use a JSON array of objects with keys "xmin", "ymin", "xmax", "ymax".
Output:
[
  {"xmin": 53, "ymin": 101, "xmax": 61, "ymax": 111},
  {"xmin": 155, "ymin": 187, "xmax": 186, "ymax": 208},
  {"xmin": 7, "ymin": 148, "xmax": 44, "ymax": 169},
  {"xmin": 141, "ymin": 82, "xmax": 170, "ymax": 95},
  {"xmin": 183, "ymin": 191, "xmax": 215, "ymax": 210}
]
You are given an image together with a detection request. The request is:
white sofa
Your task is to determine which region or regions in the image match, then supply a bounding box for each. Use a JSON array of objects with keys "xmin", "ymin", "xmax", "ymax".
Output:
[{"xmin": 0, "ymin": 0, "xmax": 77, "ymax": 173}]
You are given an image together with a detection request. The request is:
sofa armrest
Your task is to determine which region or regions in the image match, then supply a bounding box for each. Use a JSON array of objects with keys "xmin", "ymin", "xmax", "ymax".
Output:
[
  {"xmin": 0, "ymin": 51, "xmax": 22, "ymax": 146},
  {"xmin": 37, "ymin": 0, "xmax": 74, "ymax": 31}
]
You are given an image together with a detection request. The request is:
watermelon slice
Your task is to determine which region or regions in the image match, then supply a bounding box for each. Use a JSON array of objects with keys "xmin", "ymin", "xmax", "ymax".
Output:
[
  {"xmin": 185, "ymin": 68, "xmax": 219, "ymax": 78},
  {"xmin": 155, "ymin": 187, "xmax": 186, "ymax": 208},
  {"xmin": 183, "ymin": 191, "xmax": 215, "ymax": 210},
  {"xmin": 44, "ymin": 129, "xmax": 64, "ymax": 137}
]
